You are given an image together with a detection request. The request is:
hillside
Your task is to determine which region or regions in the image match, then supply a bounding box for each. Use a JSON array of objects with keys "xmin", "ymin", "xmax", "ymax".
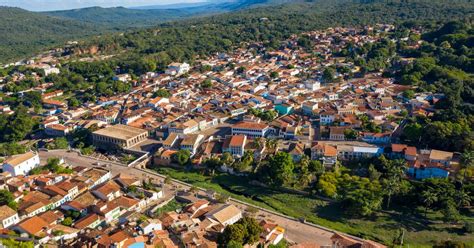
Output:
[
  {"xmin": 43, "ymin": 0, "xmax": 290, "ymax": 29},
  {"xmin": 71, "ymin": 0, "xmax": 474, "ymax": 67},
  {"xmin": 1, "ymin": 0, "xmax": 473, "ymax": 64},
  {"xmin": 43, "ymin": 7, "xmax": 200, "ymax": 29},
  {"xmin": 0, "ymin": 7, "xmax": 105, "ymax": 63},
  {"xmin": 0, "ymin": 0, "xmax": 293, "ymax": 63}
]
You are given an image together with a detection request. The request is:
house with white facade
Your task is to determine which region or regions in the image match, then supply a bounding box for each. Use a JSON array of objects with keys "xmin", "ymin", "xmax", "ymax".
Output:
[
  {"xmin": 222, "ymin": 135, "xmax": 247, "ymax": 157},
  {"xmin": 0, "ymin": 205, "xmax": 20, "ymax": 229},
  {"xmin": 166, "ymin": 62, "xmax": 190, "ymax": 76},
  {"xmin": 231, "ymin": 121, "xmax": 271, "ymax": 138},
  {"xmin": 2, "ymin": 151, "xmax": 40, "ymax": 176},
  {"xmin": 205, "ymin": 204, "xmax": 242, "ymax": 227},
  {"xmin": 180, "ymin": 134, "xmax": 205, "ymax": 155}
]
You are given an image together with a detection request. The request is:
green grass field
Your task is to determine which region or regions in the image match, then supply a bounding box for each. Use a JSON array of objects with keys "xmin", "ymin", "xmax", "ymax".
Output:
[{"xmin": 154, "ymin": 167, "xmax": 474, "ymax": 247}]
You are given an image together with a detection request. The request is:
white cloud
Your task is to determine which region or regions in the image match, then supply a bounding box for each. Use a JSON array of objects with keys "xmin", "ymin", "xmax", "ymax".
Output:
[{"xmin": 0, "ymin": 0, "xmax": 205, "ymax": 11}]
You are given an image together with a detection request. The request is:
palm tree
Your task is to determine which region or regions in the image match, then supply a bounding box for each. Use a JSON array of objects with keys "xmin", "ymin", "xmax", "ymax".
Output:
[
  {"xmin": 384, "ymin": 159, "xmax": 407, "ymax": 209},
  {"xmin": 460, "ymin": 151, "xmax": 474, "ymax": 184},
  {"xmin": 422, "ymin": 190, "xmax": 438, "ymax": 217},
  {"xmin": 265, "ymin": 138, "xmax": 278, "ymax": 154},
  {"xmin": 455, "ymin": 189, "xmax": 471, "ymax": 208},
  {"xmin": 254, "ymin": 137, "xmax": 265, "ymax": 150}
]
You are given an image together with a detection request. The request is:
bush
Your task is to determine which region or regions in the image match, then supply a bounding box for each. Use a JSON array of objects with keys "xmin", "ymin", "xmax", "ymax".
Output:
[{"xmin": 464, "ymin": 222, "xmax": 474, "ymax": 233}]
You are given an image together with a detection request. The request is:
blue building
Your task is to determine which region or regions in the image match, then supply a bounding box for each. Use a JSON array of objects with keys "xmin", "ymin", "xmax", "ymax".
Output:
[
  {"xmin": 407, "ymin": 167, "xmax": 449, "ymax": 180},
  {"xmin": 274, "ymin": 104, "xmax": 293, "ymax": 115}
]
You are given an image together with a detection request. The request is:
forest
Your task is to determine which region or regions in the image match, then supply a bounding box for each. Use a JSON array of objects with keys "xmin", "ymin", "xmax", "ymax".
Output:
[
  {"xmin": 1, "ymin": 0, "xmax": 474, "ymax": 63},
  {"xmin": 69, "ymin": 0, "xmax": 474, "ymax": 67}
]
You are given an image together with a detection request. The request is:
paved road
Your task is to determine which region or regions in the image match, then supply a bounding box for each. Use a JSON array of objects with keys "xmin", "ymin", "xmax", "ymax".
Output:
[{"xmin": 39, "ymin": 150, "xmax": 334, "ymax": 245}]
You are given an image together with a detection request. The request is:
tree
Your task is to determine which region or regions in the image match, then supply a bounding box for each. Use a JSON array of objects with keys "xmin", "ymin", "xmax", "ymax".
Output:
[
  {"xmin": 339, "ymin": 175, "xmax": 384, "ymax": 216},
  {"xmin": 0, "ymin": 142, "xmax": 27, "ymax": 156},
  {"xmin": 216, "ymin": 193, "xmax": 230, "ymax": 203},
  {"xmin": 0, "ymin": 239, "xmax": 34, "ymax": 248},
  {"xmin": 53, "ymin": 137, "xmax": 69, "ymax": 149},
  {"xmin": 402, "ymin": 89, "xmax": 415, "ymax": 99},
  {"xmin": 254, "ymin": 137, "xmax": 265, "ymax": 151},
  {"xmin": 200, "ymin": 79, "xmax": 213, "ymax": 88},
  {"xmin": 316, "ymin": 172, "xmax": 338, "ymax": 198},
  {"xmin": 61, "ymin": 217, "xmax": 73, "ymax": 226},
  {"xmin": 164, "ymin": 176, "xmax": 172, "ymax": 185},
  {"xmin": 322, "ymin": 67, "xmax": 336, "ymax": 83},
  {"xmin": 379, "ymin": 158, "xmax": 407, "ymax": 208},
  {"xmin": 221, "ymin": 152, "xmax": 234, "ymax": 166},
  {"xmin": 239, "ymin": 217, "xmax": 263, "ymax": 245},
  {"xmin": 2, "ymin": 105, "xmax": 34, "ymax": 142},
  {"xmin": 189, "ymin": 186, "xmax": 199, "ymax": 195},
  {"xmin": 308, "ymin": 160, "xmax": 324, "ymax": 175},
  {"xmin": 402, "ymin": 122, "xmax": 422, "ymax": 143},
  {"xmin": 343, "ymin": 129, "xmax": 358, "ymax": 140},
  {"xmin": 153, "ymin": 88, "xmax": 172, "ymax": 98},
  {"xmin": 265, "ymin": 138, "xmax": 278, "ymax": 154},
  {"xmin": 218, "ymin": 223, "xmax": 247, "ymax": 246},
  {"xmin": 460, "ymin": 151, "xmax": 474, "ymax": 184},
  {"xmin": 172, "ymin": 150, "xmax": 191, "ymax": 166},
  {"xmin": 226, "ymin": 240, "xmax": 243, "ymax": 248},
  {"xmin": 442, "ymin": 201, "xmax": 461, "ymax": 224},
  {"xmin": 267, "ymin": 152, "xmax": 294, "ymax": 187},
  {"xmin": 233, "ymin": 151, "xmax": 253, "ymax": 172},
  {"xmin": 421, "ymin": 190, "xmax": 438, "ymax": 217},
  {"xmin": 68, "ymin": 97, "xmax": 81, "ymax": 108},
  {"xmin": 218, "ymin": 217, "xmax": 263, "ymax": 247},
  {"xmin": 297, "ymin": 156, "xmax": 313, "ymax": 188},
  {"xmin": 0, "ymin": 190, "xmax": 17, "ymax": 210},
  {"xmin": 269, "ymin": 71, "xmax": 279, "ymax": 79},
  {"xmin": 203, "ymin": 157, "xmax": 222, "ymax": 175}
]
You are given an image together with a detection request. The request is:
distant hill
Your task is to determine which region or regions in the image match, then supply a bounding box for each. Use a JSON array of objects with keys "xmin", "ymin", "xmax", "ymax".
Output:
[
  {"xmin": 0, "ymin": 0, "xmax": 298, "ymax": 63},
  {"xmin": 44, "ymin": 0, "xmax": 293, "ymax": 29},
  {"xmin": 72, "ymin": 0, "xmax": 474, "ymax": 68},
  {"xmin": 0, "ymin": 7, "xmax": 105, "ymax": 63},
  {"xmin": 44, "ymin": 7, "xmax": 200, "ymax": 29}
]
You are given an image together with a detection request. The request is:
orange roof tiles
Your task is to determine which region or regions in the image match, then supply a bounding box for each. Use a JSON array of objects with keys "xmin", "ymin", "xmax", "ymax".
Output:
[
  {"xmin": 233, "ymin": 121, "xmax": 269, "ymax": 130},
  {"xmin": 17, "ymin": 216, "xmax": 49, "ymax": 236}
]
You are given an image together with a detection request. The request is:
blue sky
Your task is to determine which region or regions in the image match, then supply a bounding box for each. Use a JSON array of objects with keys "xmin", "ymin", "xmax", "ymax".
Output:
[{"xmin": 0, "ymin": 0, "xmax": 205, "ymax": 11}]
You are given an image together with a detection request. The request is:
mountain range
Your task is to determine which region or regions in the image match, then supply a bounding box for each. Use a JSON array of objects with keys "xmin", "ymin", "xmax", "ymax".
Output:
[
  {"xmin": 43, "ymin": 0, "xmax": 284, "ymax": 29},
  {"xmin": 0, "ymin": 0, "xmax": 292, "ymax": 63}
]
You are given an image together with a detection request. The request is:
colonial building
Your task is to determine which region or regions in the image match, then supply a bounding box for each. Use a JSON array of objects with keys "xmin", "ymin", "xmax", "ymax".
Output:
[
  {"xmin": 2, "ymin": 151, "xmax": 40, "ymax": 176},
  {"xmin": 92, "ymin": 124, "xmax": 149, "ymax": 149}
]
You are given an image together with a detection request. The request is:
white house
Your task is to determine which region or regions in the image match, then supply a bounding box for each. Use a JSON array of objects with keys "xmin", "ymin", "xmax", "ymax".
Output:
[
  {"xmin": 319, "ymin": 113, "xmax": 336, "ymax": 125},
  {"xmin": 43, "ymin": 66, "xmax": 60, "ymax": 76},
  {"xmin": 180, "ymin": 134, "xmax": 205, "ymax": 155},
  {"xmin": 2, "ymin": 151, "xmax": 40, "ymax": 176},
  {"xmin": 301, "ymin": 102, "xmax": 318, "ymax": 116},
  {"xmin": 222, "ymin": 135, "xmax": 247, "ymax": 157},
  {"xmin": 305, "ymin": 80, "xmax": 321, "ymax": 91},
  {"xmin": 169, "ymin": 119, "xmax": 199, "ymax": 134},
  {"xmin": 337, "ymin": 145, "xmax": 383, "ymax": 160},
  {"xmin": 166, "ymin": 62, "xmax": 190, "ymax": 76},
  {"xmin": 231, "ymin": 121, "xmax": 271, "ymax": 138},
  {"xmin": 205, "ymin": 204, "xmax": 242, "ymax": 227},
  {"xmin": 0, "ymin": 205, "xmax": 20, "ymax": 229},
  {"xmin": 113, "ymin": 74, "xmax": 131, "ymax": 82},
  {"xmin": 139, "ymin": 219, "xmax": 162, "ymax": 235}
]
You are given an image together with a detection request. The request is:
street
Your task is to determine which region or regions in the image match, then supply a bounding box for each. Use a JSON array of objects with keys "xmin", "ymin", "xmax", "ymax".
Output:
[{"xmin": 39, "ymin": 150, "xmax": 335, "ymax": 245}]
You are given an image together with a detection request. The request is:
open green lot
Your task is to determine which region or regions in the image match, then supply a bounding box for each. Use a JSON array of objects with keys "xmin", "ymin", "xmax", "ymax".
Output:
[{"xmin": 155, "ymin": 167, "xmax": 474, "ymax": 247}]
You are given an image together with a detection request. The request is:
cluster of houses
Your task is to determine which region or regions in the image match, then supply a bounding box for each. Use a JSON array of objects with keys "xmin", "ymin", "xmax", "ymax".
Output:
[
  {"xmin": 0, "ymin": 149, "xmax": 292, "ymax": 247},
  {"xmin": 0, "ymin": 152, "xmax": 167, "ymax": 245},
  {"xmin": 0, "ymin": 150, "xmax": 389, "ymax": 247},
  {"xmin": 1, "ymin": 24, "xmax": 456, "ymax": 180}
]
